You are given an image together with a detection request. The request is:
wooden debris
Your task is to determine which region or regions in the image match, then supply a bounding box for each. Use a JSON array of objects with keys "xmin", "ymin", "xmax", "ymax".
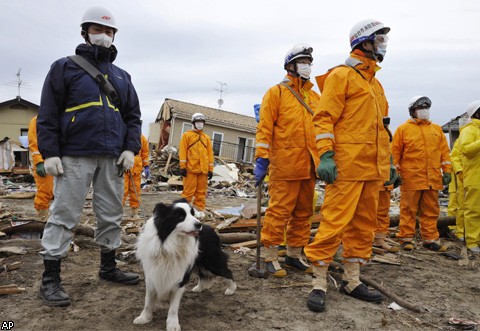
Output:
[
  {"xmin": 371, "ymin": 254, "xmax": 401, "ymax": 265},
  {"xmin": 2, "ymin": 192, "xmax": 35, "ymax": 199},
  {"xmin": 229, "ymin": 240, "xmax": 258, "ymax": 250},
  {"xmin": 0, "ymin": 284, "xmax": 26, "ymax": 295}
]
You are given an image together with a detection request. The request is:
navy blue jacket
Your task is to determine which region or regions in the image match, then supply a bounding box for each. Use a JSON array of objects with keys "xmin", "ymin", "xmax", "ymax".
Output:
[{"xmin": 37, "ymin": 43, "xmax": 141, "ymax": 159}]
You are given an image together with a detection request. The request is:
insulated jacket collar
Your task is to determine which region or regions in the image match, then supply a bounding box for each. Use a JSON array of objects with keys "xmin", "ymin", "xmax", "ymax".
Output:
[
  {"xmin": 75, "ymin": 43, "xmax": 118, "ymax": 63},
  {"xmin": 409, "ymin": 118, "xmax": 431, "ymax": 125},
  {"xmin": 348, "ymin": 50, "xmax": 379, "ymax": 80},
  {"xmin": 282, "ymin": 75, "xmax": 314, "ymax": 92}
]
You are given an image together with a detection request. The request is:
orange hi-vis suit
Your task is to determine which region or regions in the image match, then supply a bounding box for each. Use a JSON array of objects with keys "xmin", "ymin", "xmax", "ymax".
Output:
[
  {"xmin": 179, "ymin": 129, "xmax": 214, "ymax": 211},
  {"xmin": 255, "ymin": 75, "xmax": 320, "ymax": 248},
  {"xmin": 28, "ymin": 116, "xmax": 54, "ymax": 212},
  {"xmin": 392, "ymin": 118, "xmax": 452, "ymax": 242},
  {"xmin": 304, "ymin": 51, "xmax": 390, "ymax": 265},
  {"xmin": 458, "ymin": 118, "xmax": 480, "ymax": 250},
  {"xmin": 376, "ymin": 184, "xmax": 393, "ymax": 238},
  {"xmin": 123, "ymin": 135, "xmax": 149, "ymax": 208}
]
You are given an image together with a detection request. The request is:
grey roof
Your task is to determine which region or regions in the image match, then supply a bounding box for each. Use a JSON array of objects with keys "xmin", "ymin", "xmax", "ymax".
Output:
[
  {"xmin": 441, "ymin": 112, "xmax": 467, "ymax": 133},
  {"xmin": 0, "ymin": 97, "xmax": 39, "ymax": 110},
  {"xmin": 156, "ymin": 98, "xmax": 257, "ymax": 134}
]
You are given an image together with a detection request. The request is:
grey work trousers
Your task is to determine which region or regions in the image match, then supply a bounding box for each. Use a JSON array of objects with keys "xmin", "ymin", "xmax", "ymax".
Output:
[{"xmin": 40, "ymin": 156, "xmax": 123, "ymax": 260}]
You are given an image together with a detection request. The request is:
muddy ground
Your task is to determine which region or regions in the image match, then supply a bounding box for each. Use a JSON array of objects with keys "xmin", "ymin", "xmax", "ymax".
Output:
[{"xmin": 1, "ymin": 187, "xmax": 479, "ymax": 331}]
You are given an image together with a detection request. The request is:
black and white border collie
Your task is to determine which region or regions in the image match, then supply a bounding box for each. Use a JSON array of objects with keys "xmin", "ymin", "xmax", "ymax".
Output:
[{"xmin": 133, "ymin": 198, "xmax": 237, "ymax": 331}]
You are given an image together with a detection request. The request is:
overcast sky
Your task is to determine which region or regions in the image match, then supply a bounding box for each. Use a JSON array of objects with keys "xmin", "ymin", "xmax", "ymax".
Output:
[{"xmin": 1, "ymin": 0, "xmax": 479, "ymax": 138}]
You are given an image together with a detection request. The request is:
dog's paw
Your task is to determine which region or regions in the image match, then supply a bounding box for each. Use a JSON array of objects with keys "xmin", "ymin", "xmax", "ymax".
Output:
[
  {"xmin": 191, "ymin": 284, "xmax": 203, "ymax": 293},
  {"xmin": 224, "ymin": 281, "xmax": 237, "ymax": 295},
  {"xmin": 166, "ymin": 322, "xmax": 181, "ymax": 331},
  {"xmin": 133, "ymin": 313, "xmax": 152, "ymax": 325}
]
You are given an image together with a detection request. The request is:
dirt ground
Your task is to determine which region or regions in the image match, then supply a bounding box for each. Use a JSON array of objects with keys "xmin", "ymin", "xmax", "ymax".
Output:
[{"xmin": 1, "ymin": 188, "xmax": 479, "ymax": 331}]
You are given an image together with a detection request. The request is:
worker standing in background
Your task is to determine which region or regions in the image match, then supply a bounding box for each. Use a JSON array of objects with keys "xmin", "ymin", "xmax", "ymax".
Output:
[
  {"xmin": 254, "ymin": 43, "xmax": 320, "ymax": 278},
  {"xmin": 179, "ymin": 113, "xmax": 214, "ymax": 218},
  {"xmin": 37, "ymin": 4, "xmax": 142, "ymax": 307},
  {"xmin": 305, "ymin": 19, "xmax": 392, "ymax": 312},
  {"xmin": 123, "ymin": 134, "xmax": 150, "ymax": 219},
  {"xmin": 28, "ymin": 115, "xmax": 54, "ymax": 222},
  {"xmin": 447, "ymin": 117, "xmax": 468, "ymax": 241},
  {"xmin": 458, "ymin": 100, "xmax": 480, "ymax": 255},
  {"xmin": 392, "ymin": 96, "xmax": 452, "ymax": 252}
]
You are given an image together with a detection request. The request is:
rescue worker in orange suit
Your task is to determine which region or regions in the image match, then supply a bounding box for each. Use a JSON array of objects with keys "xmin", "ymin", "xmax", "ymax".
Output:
[
  {"xmin": 458, "ymin": 100, "xmax": 480, "ymax": 255},
  {"xmin": 392, "ymin": 96, "xmax": 452, "ymax": 252},
  {"xmin": 304, "ymin": 19, "xmax": 392, "ymax": 312},
  {"xmin": 28, "ymin": 115, "xmax": 54, "ymax": 222},
  {"xmin": 179, "ymin": 113, "xmax": 214, "ymax": 217},
  {"xmin": 123, "ymin": 134, "xmax": 150, "ymax": 219},
  {"xmin": 254, "ymin": 43, "xmax": 320, "ymax": 278}
]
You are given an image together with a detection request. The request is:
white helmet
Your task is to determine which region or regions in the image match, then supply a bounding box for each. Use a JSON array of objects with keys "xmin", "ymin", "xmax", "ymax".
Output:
[
  {"xmin": 284, "ymin": 43, "xmax": 313, "ymax": 68},
  {"xmin": 408, "ymin": 95, "xmax": 431, "ymax": 111},
  {"xmin": 191, "ymin": 113, "xmax": 206, "ymax": 123},
  {"xmin": 349, "ymin": 19, "xmax": 390, "ymax": 50},
  {"xmin": 466, "ymin": 100, "xmax": 480, "ymax": 118},
  {"xmin": 81, "ymin": 5, "xmax": 118, "ymax": 32},
  {"xmin": 458, "ymin": 116, "xmax": 471, "ymax": 128}
]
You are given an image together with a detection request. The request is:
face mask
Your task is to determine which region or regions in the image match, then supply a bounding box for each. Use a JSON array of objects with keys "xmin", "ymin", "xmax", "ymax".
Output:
[
  {"xmin": 89, "ymin": 33, "xmax": 113, "ymax": 48},
  {"xmin": 296, "ymin": 63, "xmax": 312, "ymax": 79},
  {"xmin": 374, "ymin": 34, "xmax": 388, "ymax": 62},
  {"xmin": 416, "ymin": 108, "xmax": 430, "ymax": 120},
  {"xmin": 194, "ymin": 122, "xmax": 204, "ymax": 130}
]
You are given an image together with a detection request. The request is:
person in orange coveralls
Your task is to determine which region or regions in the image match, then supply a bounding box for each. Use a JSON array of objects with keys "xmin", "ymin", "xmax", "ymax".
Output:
[
  {"xmin": 28, "ymin": 115, "xmax": 54, "ymax": 222},
  {"xmin": 304, "ymin": 19, "xmax": 393, "ymax": 312},
  {"xmin": 179, "ymin": 113, "xmax": 214, "ymax": 217},
  {"xmin": 254, "ymin": 43, "xmax": 320, "ymax": 278},
  {"xmin": 392, "ymin": 95, "xmax": 452, "ymax": 252},
  {"xmin": 123, "ymin": 134, "xmax": 150, "ymax": 218}
]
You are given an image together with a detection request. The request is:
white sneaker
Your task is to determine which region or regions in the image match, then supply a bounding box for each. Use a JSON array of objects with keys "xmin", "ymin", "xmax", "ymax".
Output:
[{"xmin": 469, "ymin": 246, "xmax": 480, "ymax": 254}]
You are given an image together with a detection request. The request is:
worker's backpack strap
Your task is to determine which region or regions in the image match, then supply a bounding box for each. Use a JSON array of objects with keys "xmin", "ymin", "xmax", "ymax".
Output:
[
  {"xmin": 279, "ymin": 83, "xmax": 314, "ymax": 116},
  {"xmin": 67, "ymin": 55, "xmax": 121, "ymax": 110}
]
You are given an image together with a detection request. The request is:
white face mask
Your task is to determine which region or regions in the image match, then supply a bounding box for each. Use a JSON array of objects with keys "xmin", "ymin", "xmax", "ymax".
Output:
[
  {"xmin": 194, "ymin": 122, "xmax": 204, "ymax": 130},
  {"xmin": 296, "ymin": 63, "xmax": 312, "ymax": 79},
  {"xmin": 416, "ymin": 108, "xmax": 430, "ymax": 120},
  {"xmin": 89, "ymin": 33, "xmax": 113, "ymax": 48}
]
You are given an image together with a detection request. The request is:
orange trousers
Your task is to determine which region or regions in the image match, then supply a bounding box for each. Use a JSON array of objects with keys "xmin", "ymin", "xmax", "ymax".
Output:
[
  {"xmin": 261, "ymin": 175, "xmax": 316, "ymax": 248},
  {"xmin": 397, "ymin": 189, "xmax": 440, "ymax": 241},
  {"xmin": 33, "ymin": 169, "xmax": 54, "ymax": 211},
  {"xmin": 181, "ymin": 172, "xmax": 208, "ymax": 211},
  {"xmin": 305, "ymin": 180, "xmax": 382, "ymax": 265},
  {"xmin": 123, "ymin": 172, "xmax": 142, "ymax": 208},
  {"xmin": 375, "ymin": 189, "xmax": 391, "ymax": 235}
]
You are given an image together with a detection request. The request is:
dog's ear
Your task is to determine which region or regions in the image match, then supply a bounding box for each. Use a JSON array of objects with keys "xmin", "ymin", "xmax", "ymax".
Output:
[{"xmin": 153, "ymin": 203, "xmax": 168, "ymax": 216}]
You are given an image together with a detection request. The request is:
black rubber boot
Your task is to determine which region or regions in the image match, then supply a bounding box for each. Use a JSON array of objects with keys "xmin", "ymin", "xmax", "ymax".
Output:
[
  {"xmin": 307, "ymin": 289, "xmax": 326, "ymax": 312},
  {"xmin": 284, "ymin": 255, "xmax": 313, "ymax": 273},
  {"xmin": 99, "ymin": 250, "xmax": 140, "ymax": 285},
  {"xmin": 339, "ymin": 281, "xmax": 384, "ymax": 303},
  {"xmin": 40, "ymin": 259, "xmax": 71, "ymax": 307}
]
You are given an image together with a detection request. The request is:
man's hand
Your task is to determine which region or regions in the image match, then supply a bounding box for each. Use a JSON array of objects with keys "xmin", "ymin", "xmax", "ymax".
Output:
[
  {"xmin": 144, "ymin": 166, "xmax": 150, "ymax": 178},
  {"xmin": 254, "ymin": 158, "xmax": 269, "ymax": 186},
  {"xmin": 180, "ymin": 168, "xmax": 187, "ymax": 177},
  {"xmin": 44, "ymin": 157, "xmax": 63, "ymax": 176},
  {"xmin": 36, "ymin": 162, "xmax": 47, "ymax": 177},
  {"xmin": 116, "ymin": 151, "xmax": 134, "ymax": 170},
  {"xmin": 442, "ymin": 173, "xmax": 452, "ymax": 186},
  {"xmin": 317, "ymin": 151, "xmax": 337, "ymax": 184}
]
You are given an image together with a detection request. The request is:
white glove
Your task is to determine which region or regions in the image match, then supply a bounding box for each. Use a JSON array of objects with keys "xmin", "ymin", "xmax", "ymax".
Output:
[
  {"xmin": 44, "ymin": 157, "xmax": 64, "ymax": 176},
  {"xmin": 117, "ymin": 150, "xmax": 135, "ymax": 170}
]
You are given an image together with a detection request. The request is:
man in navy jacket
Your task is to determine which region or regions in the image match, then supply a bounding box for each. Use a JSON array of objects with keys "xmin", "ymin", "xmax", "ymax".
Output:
[{"xmin": 37, "ymin": 4, "xmax": 141, "ymax": 307}]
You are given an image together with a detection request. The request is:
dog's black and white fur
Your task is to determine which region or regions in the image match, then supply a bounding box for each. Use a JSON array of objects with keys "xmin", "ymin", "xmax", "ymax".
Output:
[{"xmin": 133, "ymin": 198, "xmax": 236, "ymax": 331}]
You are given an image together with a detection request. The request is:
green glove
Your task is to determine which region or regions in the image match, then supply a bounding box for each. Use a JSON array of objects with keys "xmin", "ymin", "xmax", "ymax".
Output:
[
  {"xmin": 384, "ymin": 164, "xmax": 398, "ymax": 186},
  {"xmin": 36, "ymin": 162, "xmax": 47, "ymax": 177},
  {"xmin": 317, "ymin": 151, "xmax": 337, "ymax": 184},
  {"xmin": 442, "ymin": 173, "xmax": 452, "ymax": 186}
]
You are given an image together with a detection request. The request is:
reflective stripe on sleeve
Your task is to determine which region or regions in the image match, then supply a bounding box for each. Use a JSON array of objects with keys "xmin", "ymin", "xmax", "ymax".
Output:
[
  {"xmin": 256, "ymin": 142, "xmax": 269, "ymax": 149},
  {"xmin": 316, "ymin": 133, "xmax": 334, "ymax": 141}
]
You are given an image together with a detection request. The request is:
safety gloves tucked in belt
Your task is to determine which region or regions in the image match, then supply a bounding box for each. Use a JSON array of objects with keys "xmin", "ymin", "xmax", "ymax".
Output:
[
  {"xmin": 317, "ymin": 151, "xmax": 337, "ymax": 184},
  {"xmin": 208, "ymin": 171, "xmax": 213, "ymax": 180},
  {"xmin": 254, "ymin": 157, "xmax": 269, "ymax": 186},
  {"xmin": 393, "ymin": 175, "xmax": 402, "ymax": 189},
  {"xmin": 36, "ymin": 162, "xmax": 47, "ymax": 177},
  {"xmin": 44, "ymin": 157, "xmax": 64, "ymax": 176},
  {"xmin": 144, "ymin": 166, "xmax": 150, "ymax": 179},
  {"xmin": 117, "ymin": 150, "xmax": 134, "ymax": 171},
  {"xmin": 180, "ymin": 168, "xmax": 187, "ymax": 177},
  {"xmin": 384, "ymin": 162, "xmax": 398, "ymax": 186},
  {"xmin": 442, "ymin": 173, "xmax": 452, "ymax": 186}
]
